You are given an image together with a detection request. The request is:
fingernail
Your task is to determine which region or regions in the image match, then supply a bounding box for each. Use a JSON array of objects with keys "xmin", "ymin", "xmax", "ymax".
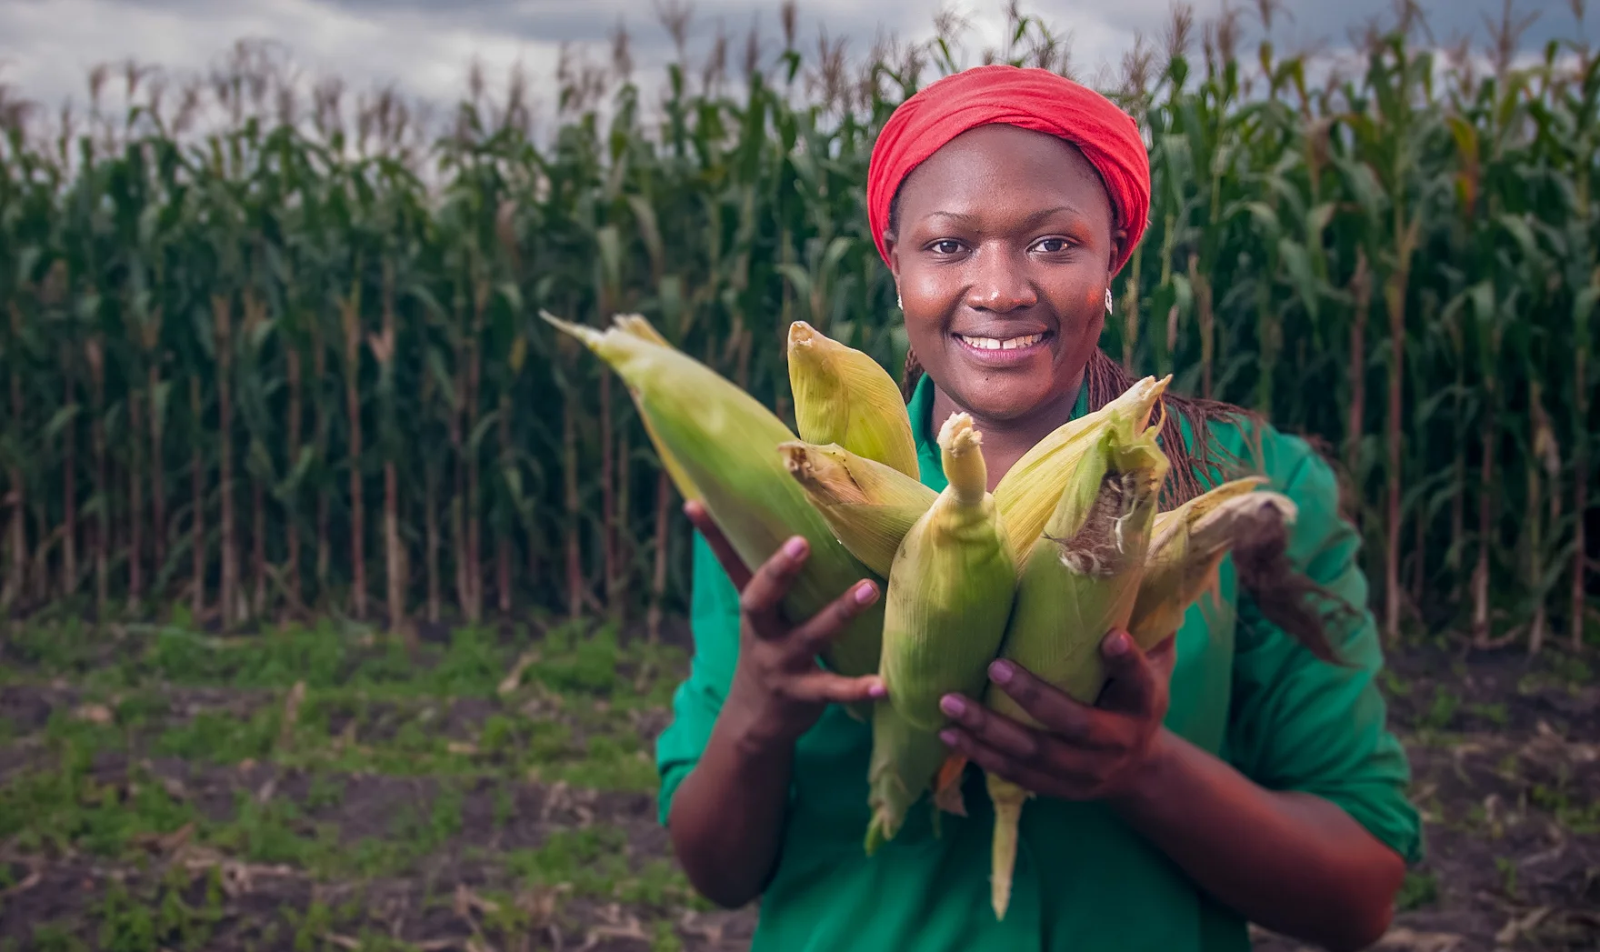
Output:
[
  {"xmin": 869, "ymin": 682, "xmax": 888, "ymax": 699},
  {"xmin": 939, "ymin": 729, "xmax": 958, "ymax": 746},
  {"xmin": 1105, "ymin": 632, "xmax": 1130, "ymax": 656},
  {"xmin": 783, "ymin": 536, "xmax": 807, "ymax": 560},
  {"xmin": 853, "ymin": 581, "xmax": 878, "ymax": 606},
  {"xmin": 940, "ymin": 695, "xmax": 966, "ymax": 717},
  {"xmin": 989, "ymin": 660, "xmax": 1013, "ymax": 684}
]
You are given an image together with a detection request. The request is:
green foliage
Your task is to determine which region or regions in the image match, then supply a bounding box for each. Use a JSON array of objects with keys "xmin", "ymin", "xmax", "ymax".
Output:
[{"xmin": 0, "ymin": 2, "xmax": 1595, "ymax": 655}]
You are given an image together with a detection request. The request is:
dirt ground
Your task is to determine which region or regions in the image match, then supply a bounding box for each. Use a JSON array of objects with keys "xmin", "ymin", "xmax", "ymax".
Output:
[{"xmin": 0, "ymin": 617, "xmax": 1594, "ymax": 952}]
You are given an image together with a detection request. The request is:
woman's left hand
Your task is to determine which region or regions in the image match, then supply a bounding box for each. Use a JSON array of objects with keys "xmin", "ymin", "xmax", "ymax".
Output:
[{"xmin": 936, "ymin": 629, "xmax": 1179, "ymax": 803}]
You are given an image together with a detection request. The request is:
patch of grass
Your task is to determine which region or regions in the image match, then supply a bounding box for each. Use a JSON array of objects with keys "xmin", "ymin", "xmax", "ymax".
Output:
[
  {"xmin": 1529, "ymin": 776, "xmax": 1600, "ymax": 834},
  {"xmin": 28, "ymin": 923, "xmax": 89, "ymax": 952},
  {"xmin": 549, "ymin": 735, "xmax": 658, "ymax": 793},
  {"xmin": 0, "ymin": 611, "xmax": 708, "ymax": 946},
  {"xmin": 1381, "ymin": 669, "xmax": 1412, "ymax": 698},
  {"xmin": 304, "ymin": 772, "xmax": 347, "ymax": 810},
  {"xmin": 1494, "ymin": 855, "xmax": 1520, "ymax": 898},
  {"xmin": 0, "ymin": 749, "xmax": 197, "ymax": 858},
  {"xmin": 154, "ymin": 708, "xmax": 281, "ymax": 763},
  {"xmin": 492, "ymin": 781, "xmax": 516, "ymax": 830},
  {"xmin": 496, "ymin": 826, "xmax": 710, "ymax": 914},
  {"xmin": 1421, "ymin": 686, "xmax": 1461, "ymax": 731},
  {"xmin": 1396, "ymin": 870, "xmax": 1438, "ymax": 911},
  {"xmin": 1468, "ymin": 702, "xmax": 1509, "ymax": 726}
]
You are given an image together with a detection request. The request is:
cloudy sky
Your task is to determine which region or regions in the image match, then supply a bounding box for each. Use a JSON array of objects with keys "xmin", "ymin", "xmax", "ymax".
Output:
[{"xmin": 0, "ymin": 0, "xmax": 1586, "ymax": 122}]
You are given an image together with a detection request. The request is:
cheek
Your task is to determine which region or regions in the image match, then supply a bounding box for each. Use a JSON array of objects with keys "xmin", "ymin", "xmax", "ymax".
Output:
[{"xmin": 902, "ymin": 268, "xmax": 958, "ymax": 309}]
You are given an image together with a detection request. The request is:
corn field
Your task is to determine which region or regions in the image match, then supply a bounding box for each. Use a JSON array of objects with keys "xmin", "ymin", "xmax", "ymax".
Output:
[{"xmin": 0, "ymin": 1, "xmax": 1595, "ymax": 654}]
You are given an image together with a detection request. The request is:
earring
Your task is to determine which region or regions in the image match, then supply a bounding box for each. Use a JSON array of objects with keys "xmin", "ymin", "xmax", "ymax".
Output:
[
  {"xmin": 1105, "ymin": 289, "xmax": 1114, "ymax": 314},
  {"xmin": 897, "ymin": 289, "xmax": 904, "ymax": 310}
]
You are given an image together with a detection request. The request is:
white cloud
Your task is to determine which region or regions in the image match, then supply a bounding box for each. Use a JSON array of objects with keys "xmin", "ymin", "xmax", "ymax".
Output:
[
  {"xmin": 0, "ymin": 0, "xmax": 1583, "ymax": 124},
  {"xmin": 0, "ymin": 0, "xmax": 566, "ymax": 115}
]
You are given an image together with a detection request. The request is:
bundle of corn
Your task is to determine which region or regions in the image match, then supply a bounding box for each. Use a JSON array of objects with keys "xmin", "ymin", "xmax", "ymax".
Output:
[{"xmin": 557, "ymin": 315, "xmax": 1314, "ymax": 918}]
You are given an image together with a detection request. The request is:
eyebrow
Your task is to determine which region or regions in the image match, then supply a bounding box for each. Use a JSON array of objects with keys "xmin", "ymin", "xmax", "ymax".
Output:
[{"xmin": 921, "ymin": 206, "xmax": 1087, "ymax": 230}]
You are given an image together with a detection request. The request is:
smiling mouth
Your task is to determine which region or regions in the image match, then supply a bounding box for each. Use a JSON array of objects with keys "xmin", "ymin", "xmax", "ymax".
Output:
[{"xmin": 954, "ymin": 332, "xmax": 1050, "ymax": 352}]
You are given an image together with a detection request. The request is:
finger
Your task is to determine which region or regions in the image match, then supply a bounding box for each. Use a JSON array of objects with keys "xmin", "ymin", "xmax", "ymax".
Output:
[
  {"xmin": 981, "ymin": 659, "xmax": 1107, "ymax": 745},
  {"xmin": 683, "ymin": 501, "xmax": 753, "ymax": 590},
  {"xmin": 935, "ymin": 691, "xmax": 1048, "ymax": 761},
  {"xmin": 938, "ymin": 727, "xmax": 1064, "ymax": 795},
  {"xmin": 791, "ymin": 578, "xmax": 881, "ymax": 655},
  {"xmin": 790, "ymin": 670, "xmax": 887, "ymax": 705},
  {"xmin": 737, "ymin": 535, "xmax": 812, "ymax": 633},
  {"xmin": 1095, "ymin": 630, "xmax": 1161, "ymax": 715}
]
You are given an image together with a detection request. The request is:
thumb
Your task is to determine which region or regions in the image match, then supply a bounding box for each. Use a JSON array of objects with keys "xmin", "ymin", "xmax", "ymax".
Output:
[{"xmin": 1095, "ymin": 630, "xmax": 1162, "ymax": 715}]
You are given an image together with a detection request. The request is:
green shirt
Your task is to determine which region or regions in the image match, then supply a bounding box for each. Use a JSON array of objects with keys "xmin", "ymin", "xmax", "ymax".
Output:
[{"xmin": 654, "ymin": 373, "xmax": 1423, "ymax": 952}]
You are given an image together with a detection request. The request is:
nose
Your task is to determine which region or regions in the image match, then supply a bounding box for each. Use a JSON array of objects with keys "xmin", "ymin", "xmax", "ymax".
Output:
[{"xmin": 963, "ymin": 243, "xmax": 1038, "ymax": 312}]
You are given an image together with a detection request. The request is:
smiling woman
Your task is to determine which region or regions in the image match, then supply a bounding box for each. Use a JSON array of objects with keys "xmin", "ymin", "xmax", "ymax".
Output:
[{"xmin": 654, "ymin": 64, "xmax": 1422, "ymax": 952}]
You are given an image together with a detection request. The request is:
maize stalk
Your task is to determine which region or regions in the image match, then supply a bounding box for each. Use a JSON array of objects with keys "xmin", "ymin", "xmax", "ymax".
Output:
[
  {"xmin": 541, "ymin": 311, "xmax": 884, "ymax": 685},
  {"xmin": 787, "ymin": 321, "xmax": 920, "ymax": 479},
  {"xmin": 983, "ymin": 383, "xmax": 1171, "ymax": 921},
  {"xmin": 780, "ymin": 440, "xmax": 937, "ymax": 577},
  {"xmin": 866, "ymin": 413, "xmax": 1018, "ymax": 851}
]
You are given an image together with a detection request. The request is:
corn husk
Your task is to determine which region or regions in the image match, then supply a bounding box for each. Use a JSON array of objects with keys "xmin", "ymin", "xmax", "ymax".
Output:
[
  {"xmin": 866, "ymin": 413, "xmax": 1018, "ymax": 852},
  {"xmin": 541, "ymin": 311, "xmax": 884, "ymax": 686},
  {"xmin": 1126, "ymin": 477, "xmax": 1297, "ymax": 646},
  {"xmin": 863, "ymin": 699, "xmax": 956, "ymax": 854},
  {"xmin": 779, "ymin": 440, "xmax": 937, "ymax": 578},
  {"xmin": 992, "ymin": 376, "xmax": 1171, "ymax": 560},
  {"xmin": 787, "ymin": 321, "xmax": 920, "ymax": 480},
  {"xmin": 982, "ymin": 381, "xmax": 1171, "ymax": 921}
]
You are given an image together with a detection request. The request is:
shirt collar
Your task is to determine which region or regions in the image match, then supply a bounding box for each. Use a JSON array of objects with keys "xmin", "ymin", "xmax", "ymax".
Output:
[{"xmin": 905, "ymin": 372, "xmax": 1090, "ymax": 492}]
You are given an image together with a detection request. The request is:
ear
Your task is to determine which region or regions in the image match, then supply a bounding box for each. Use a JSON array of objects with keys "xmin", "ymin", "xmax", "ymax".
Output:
[
  {"xmin": 883, "ymin": 231, "xmax": 902, "ymax": 286},
  {"xmin": 1107, "ymin": 226, "xmax": 1129, "ymax": 279}
]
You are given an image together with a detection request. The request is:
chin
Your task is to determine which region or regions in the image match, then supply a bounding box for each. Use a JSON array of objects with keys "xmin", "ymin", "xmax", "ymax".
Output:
[{"xmin": 946, "ymin": 382, "xmax": 1054, "ymax": 422}]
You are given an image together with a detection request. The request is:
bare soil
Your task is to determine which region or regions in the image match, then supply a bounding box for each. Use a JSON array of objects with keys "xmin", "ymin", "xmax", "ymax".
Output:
[{"xmin": 0, "ymin": 623, "xmax": 1595, "ymax": 951}]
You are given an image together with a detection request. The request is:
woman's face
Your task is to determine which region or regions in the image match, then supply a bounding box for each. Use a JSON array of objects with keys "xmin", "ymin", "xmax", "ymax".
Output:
[{"xmin": 884, "ymin": 123, "xmax": 1121, "ymax": 424}]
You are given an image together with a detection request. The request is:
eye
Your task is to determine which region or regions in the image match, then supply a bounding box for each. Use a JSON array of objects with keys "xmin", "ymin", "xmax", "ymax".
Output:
[
  {"xmin": 1034, "ymin": 237, "xmax": 1072, "ymax": 254},
  {"xmin": 928, "ymin": 239, "xmax": 963, "ymax": 255}
]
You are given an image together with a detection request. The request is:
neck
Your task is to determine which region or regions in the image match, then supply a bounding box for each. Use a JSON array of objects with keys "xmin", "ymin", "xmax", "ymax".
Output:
[{"xmin": 929, "ymin": 376, "xmax": 1083, "ymax": 492}]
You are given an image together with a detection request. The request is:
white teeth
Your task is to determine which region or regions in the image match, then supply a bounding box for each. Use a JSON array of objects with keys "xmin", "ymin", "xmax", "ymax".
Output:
[{"xmin": 959, "ymin": 333, "xmax": 1044, "ymax": 351}]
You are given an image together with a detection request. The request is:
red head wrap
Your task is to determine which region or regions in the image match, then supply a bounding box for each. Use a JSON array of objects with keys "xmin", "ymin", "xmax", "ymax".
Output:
[{"xmin": 867, "ymin": 64, "xmax": 1151, "ymax": 276}]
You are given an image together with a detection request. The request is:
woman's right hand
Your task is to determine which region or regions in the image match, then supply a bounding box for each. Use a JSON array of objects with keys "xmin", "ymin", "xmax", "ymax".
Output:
[{"xmin": 684, "ymin": 500, "xmax": 886, "ymax": 749}]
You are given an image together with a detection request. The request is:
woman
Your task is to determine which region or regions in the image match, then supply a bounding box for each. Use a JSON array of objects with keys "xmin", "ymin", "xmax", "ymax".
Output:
[{"xmin": 654, "ymin": 65, "xmax": 1421, "ymax": 952}]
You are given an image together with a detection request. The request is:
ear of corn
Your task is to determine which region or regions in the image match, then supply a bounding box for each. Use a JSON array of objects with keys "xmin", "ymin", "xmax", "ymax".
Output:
[
  {"xmin": 881, "ymin": 413, "xmax": 1018, "ymax": 731},
  {"xmin": 865, "ymin": 413, "xmax": 1018, "ymax": 850},
  {"xmin": 608, "ymin": 316, "xmax": 706, "ymax": 504},
  {"xmin": 612, "ymin": 313, "xmax": 673, "ymax": 348},
  {"xmin": 779, "ymin": 440, "xmax": 937, "ymax": 577},
  {"xmin": 863, "ymin": 698, "xmax": 956, "ymax": 854},
  {"xmin": 992, "ymin": 376, "xmax": 1171, "ymax": 559},
  {"xmin": 981, "ymin": 387, "xmax": 1171, "ymax": 921},
  {"xmin": 541, "ymin": 311, "xmax": 884, "ymax": 685},
  {"xmin": 787, "ymin": 321, "xmax": 920, "ymax": 480},
  {"xmin": 1126, "ymin": 477, "xmax": 1295, "ymax": 646}
]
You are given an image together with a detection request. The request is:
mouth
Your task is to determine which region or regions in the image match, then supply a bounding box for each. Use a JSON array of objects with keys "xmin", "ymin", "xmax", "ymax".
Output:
[{"xmin": 953, "ymin": 331, "xmax": 1053, "ymax": 364}]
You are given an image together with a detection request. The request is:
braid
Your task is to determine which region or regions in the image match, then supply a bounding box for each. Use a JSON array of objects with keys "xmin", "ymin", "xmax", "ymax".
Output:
[
  {"xmin": 1082, "ymin": 347, "xmax": 1348, "ymax": 665},
  {"xmin": 899, "ymin": 346, "xmax": 925, "ymax": 403},
  {"xmin": 1081, "ymin": 346, "xmax": 1252, "ymax": 509}
]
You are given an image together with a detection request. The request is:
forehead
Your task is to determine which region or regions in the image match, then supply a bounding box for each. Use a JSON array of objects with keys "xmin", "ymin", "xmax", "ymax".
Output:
[{"xmin": 895, "ymin": 123, "xmax": 1111, "ymax": 221}]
